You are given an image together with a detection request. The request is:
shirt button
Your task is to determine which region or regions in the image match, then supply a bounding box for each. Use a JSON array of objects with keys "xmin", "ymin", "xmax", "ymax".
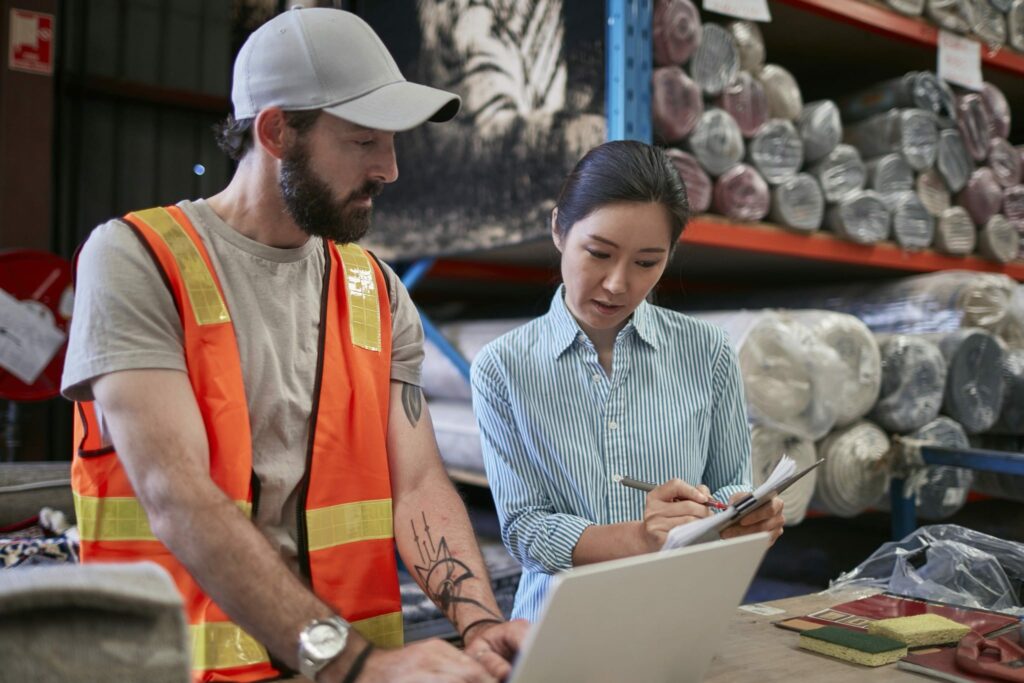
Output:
[
  {"xmin": 608, "ymin": 420, "xmax": 619, "ymax": 430},
  {"xmin": 592, "ymin": 374, "xmax": 602, "ymax": 383}
]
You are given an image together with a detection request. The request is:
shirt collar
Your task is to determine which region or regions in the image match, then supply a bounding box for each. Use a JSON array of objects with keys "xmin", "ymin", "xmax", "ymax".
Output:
[{"xmin": 543, "ymin": 286, "xmax": 660, "ymax": 358}]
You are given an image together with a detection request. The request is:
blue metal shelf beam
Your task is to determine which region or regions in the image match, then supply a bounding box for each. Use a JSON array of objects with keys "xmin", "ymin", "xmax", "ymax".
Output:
[{"xmin": 606, "ymin": 0, "xmax": 653, "ymax": 142}]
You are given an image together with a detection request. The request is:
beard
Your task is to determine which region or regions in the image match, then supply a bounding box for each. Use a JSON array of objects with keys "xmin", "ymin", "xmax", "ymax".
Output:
[{"xmin": 279, "ymin": 140, "xmax": 383, "ymax": 244}]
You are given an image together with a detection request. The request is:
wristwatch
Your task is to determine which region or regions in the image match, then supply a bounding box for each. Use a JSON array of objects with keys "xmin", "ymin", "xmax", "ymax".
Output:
[{"xmin": 298, "ymin": 615, "xmax": 351, "ymax": 681}]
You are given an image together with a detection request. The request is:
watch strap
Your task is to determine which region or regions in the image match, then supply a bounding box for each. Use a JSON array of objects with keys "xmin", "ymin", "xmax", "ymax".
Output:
[{"xmin": 341, "ymin": 643, "xmax": 375, "ymax": 683}]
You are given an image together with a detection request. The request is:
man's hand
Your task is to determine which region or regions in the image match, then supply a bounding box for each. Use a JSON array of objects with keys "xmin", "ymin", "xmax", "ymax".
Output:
[
  {"xmin": 720, "ymin": 493, "xmax": 785, "ymax": 545},
  {"xmin": 463, "ymin": 620, "xmax": 531, "ymax": 681},
  {"xmin": 639, "ymin": 479, "xmax": 711, "ymax": 552},
  {"xmin": 346, "ymin": 639, "xmax": 498, "ymax": 683}
]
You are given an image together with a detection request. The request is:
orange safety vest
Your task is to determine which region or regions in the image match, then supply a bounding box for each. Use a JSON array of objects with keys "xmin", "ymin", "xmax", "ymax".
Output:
[{"xmin": 71, "ymin": 206, "xmax": 403, "ymax": 682}]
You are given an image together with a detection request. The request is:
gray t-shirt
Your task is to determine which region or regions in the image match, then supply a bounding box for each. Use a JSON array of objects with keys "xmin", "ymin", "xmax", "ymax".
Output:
[{"xmin": 61, "ymin": 199, "xmax": 424, "ymax": 573}]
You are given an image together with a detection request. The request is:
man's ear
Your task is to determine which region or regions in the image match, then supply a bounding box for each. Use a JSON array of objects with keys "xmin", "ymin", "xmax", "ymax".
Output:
[
  {"xmin": 253, "ymin": 107, "xmax": 292, "ymax": 160},
  {"xmin": 551, "ymin": 208, "xmax": 563, "ymax": 253}
]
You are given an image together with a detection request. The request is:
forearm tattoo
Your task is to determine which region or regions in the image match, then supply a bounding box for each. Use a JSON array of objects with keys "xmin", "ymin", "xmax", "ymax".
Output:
[
  {"xmin": 410, "ymin": 511, "xmax": 502, "ymax": 626},
  {"xmin": 401, "ymin": 382, "xmax": 423, "ymax": 427}
]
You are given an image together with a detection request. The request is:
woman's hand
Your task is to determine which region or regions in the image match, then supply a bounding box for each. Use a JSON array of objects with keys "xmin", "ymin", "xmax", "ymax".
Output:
[
  {"xmin": 720, "ymin": 493, "xmax": 785, "ymax": 545},
  {"xmin": 639, "ymin": 479, "xmax": 712, "ymax": 552}
]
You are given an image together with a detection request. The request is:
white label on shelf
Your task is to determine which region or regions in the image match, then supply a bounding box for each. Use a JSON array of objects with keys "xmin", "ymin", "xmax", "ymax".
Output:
[
  {"xmin": 0, "ymin": 288, "xmax": 66, "ymax": 384},
  {"xmin": 938, "ymin": 30, "xmax": 982, "ymax": 91},
  {"xmin": 703, "ymin": 0, "xmax": 771, "ymax": 22}
]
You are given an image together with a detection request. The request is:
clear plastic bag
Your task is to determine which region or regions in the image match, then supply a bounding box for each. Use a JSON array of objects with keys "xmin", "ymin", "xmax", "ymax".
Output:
[{"xmin": 829, "ymin": 524, "xmax": 1024, "ymax": 616}]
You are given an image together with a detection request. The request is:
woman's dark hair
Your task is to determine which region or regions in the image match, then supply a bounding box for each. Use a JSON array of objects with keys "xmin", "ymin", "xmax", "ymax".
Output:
[
  {"xmin": 213, "ymin": 109, "xmax": 322, "ymax": 161},
  {"xmin": 553, "ymin": 140, "xmax": 690, "ymax": 244}
]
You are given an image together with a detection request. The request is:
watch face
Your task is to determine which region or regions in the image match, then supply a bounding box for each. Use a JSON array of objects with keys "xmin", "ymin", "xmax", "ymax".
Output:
[{"xmin": 306, "ymin": 623, "xmax": 345, "ymax": 659}]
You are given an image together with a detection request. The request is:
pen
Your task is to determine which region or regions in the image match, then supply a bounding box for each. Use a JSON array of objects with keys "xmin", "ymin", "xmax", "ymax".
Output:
[{"xmin": 612, "ymin": 474, "xmax": 729, "ymax": 510}]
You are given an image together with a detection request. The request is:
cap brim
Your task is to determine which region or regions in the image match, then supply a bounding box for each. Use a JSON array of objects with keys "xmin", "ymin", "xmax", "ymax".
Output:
[{"xmin": 323, "ymin": 81, "xmax": 461, "ymax": 132}]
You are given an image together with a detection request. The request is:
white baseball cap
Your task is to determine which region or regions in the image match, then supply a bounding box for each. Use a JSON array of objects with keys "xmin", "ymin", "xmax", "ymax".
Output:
[{"xmin": 232, "ymin": 7, "xmax": 460, "ymax": 131}]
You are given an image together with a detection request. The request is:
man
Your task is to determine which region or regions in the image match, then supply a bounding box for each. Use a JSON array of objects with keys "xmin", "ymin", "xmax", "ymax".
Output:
[{"xmin": 62, "ymin": 8, "xmax": 526, "ymax": 683}]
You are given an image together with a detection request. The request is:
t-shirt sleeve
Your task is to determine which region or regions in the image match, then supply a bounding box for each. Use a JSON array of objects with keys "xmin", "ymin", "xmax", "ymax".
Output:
[
  {"xmin": 60, "ymin": 220, "xmax": 186, "ymax": 403},
  {"xmin": 380, "ymin": 261, "xmax": 424, "ymax": 387}
]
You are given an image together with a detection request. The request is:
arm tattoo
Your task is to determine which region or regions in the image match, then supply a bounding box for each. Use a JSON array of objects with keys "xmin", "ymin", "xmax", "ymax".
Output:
[
  {"xmin": 410, "ymin": 512, "xmax": 502, "ymax": 623},
  {"xmin": 401, "ymin": 382, "xmax": 423, "ymax": 427}
]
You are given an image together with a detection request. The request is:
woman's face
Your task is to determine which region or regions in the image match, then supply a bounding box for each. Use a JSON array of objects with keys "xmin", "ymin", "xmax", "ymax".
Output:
[{"xmin": 554, "ymin": 201, "xmax": 674, "ymax": 340}]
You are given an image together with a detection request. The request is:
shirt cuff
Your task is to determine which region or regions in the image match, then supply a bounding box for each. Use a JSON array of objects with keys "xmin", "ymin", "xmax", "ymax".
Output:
[{"xmin": 534, "ymin": 515, "xmax": 593, "ymax": 573}]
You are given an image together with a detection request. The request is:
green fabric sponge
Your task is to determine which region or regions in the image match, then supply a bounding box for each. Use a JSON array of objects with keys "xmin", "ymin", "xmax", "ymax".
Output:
[
  {"xmin": 867, "ymin": 613, "xmax": 971, "ymax": 647},
  {"xmin": 799, "ymin": 626, "xmax": 908, "ymax": 667}
]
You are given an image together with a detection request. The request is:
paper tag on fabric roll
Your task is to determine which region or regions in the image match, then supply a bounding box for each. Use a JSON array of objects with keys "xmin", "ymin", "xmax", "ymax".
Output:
[
  {"xmin": 703, "ymin": 0, "xmax": 771, "ymax": 22},
  {"xmin": 938, "ymin": 30, "xmax": 982, "ymax": 91}
]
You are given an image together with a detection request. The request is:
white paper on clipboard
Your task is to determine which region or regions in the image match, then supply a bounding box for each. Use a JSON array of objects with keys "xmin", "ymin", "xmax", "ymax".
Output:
[{"xmin": 0, "ymin": 288, "xmax": 66, "ymax": 384}]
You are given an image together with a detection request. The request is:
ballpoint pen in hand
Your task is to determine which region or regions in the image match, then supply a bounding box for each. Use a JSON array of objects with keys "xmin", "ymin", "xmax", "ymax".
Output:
[{"xmin": 612, "ymin": 474, "xmax": 729, "ymax": 510}]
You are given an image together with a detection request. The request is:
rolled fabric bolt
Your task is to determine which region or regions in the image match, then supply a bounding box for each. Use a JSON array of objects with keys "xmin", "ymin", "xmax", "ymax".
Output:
[
  {"xmin": 989, "ymin": 138, "xmax": 1022, "ymax": 188},
  {"xmin": 813, "ymin": 420, "xmax": 891, "ymax": 518},
  {"xmin": 747, "ymin": 118, "xmax": 804, "ymax": 184},
  {"xmin": 750, "ymin": 427, "xmax": 817, "ymax": 525},
  {"xmin": 916, "ymin": 169, "xmax": 951, "ymax": 217},
  {"xmin": 901, "ymin": 417, "xmax": 973, "ymax": 521},
  {"xmin": 758, "ymin": 64, "xmax": 803, "ymax": 121},
  {"xmin": 771, "ymin": 173, "xmax": 825, "ymax": 233},
  {"xmin": 884, "ymin": 191, "xmax": 935, "ymax": 250},
  {"xmin": 811, "ymin": 144, "xmax": 866, "ymax": 203},
  {"xmin": 1011, "ymin": 0, "xmax": 1024, "ymax": 53},
  {"xmin": 689, "ymin": 24, "xmax": 739, "ymax": 96},
  {"xmin": 713, "ymin": 163, "xmax": 770, "ymax": 222},
  {"xmin": 979, "ymin": 214, "xmax": 1020, "ymax": 263},
  {"xmin": 1003, "ymin": 185, "xmax": 1024, "ymax": 223},
  {"xmin": 931, "ymin": 328, "xmax": 1006, "ymax": 434},
  {"xmin": 981, "ymin": 82, "xmax": 1011, "ymax": 140},
  {"xmin": 937, "ymin": 128, "xmax": 973, "ymax": 194},
  {"xmin": 653, "ymin": 0, "xmax": 702, "ymax": 67},
  {"xmin": 652, "ymin": 66, "xmax": 704, "ymax": 143},
  {"xmin": 885, "ymin": 0, "xmax": 926, "ymax": 14},
  {"xmin": 716, "ymin": 71, "xmax": 768, "ymax": 138},
  {"xmin": 869, "ymin": 334, "xmax": 947, "ymax": 434},
  {"xmin": 933, "ymin": 206, "xmax": 977, "ymax": 255},
  {"xmin": 957, "ymin": 94, "xmax": 994, "ymax": 163},
  {"xmin": 665, "ymin": 149, "xmax": 713, "ymax": 213},
  {"xmin": 971, "ymin": 0, "xmax": 1007, "ymax": 48},
  {"xmin": 991, "ymin": 348, "xmax": 1024, "ymax": 434},
  {"xmin": 926, "ymin": 0, "xmax": 973, "ymax": 33},
  {"xmin": 687, "ymin": 108, "xmax": 745, "ymax": 176},
  {"xmin": 798, "ymin": 100, "xmax": 843, "ymax": 164},
  {"xmin": 826, "ymin": 190, "xmax": 891, "ymax": 245},
  {"xmin": 845, "ymin": 109, "xmax": 938, "ymax": 172},
  {"xmin": 958, "ymin": 167, "xmax": 1004, "ymax": 226},
  {"xmin": 989, "ymin": 0, "xmax": 1013, "ymax": 11},
  {"xmin": 727, "ymin": 20, "xmax": 765, "ymax": 74},
  {"xmin": 866, "ymin": 154, "xmax": 915, "ymax": 194},
  {"xmin": 837, "ymin": 71, "xmax": 955, "ymax": 126}
]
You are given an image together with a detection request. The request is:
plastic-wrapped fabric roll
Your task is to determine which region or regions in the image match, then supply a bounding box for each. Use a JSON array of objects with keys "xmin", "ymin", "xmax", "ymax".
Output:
[
  {"xmin": 978, "ymin": 214, "xmax": 1020, "ymax": 263},
  {"xmin": 869, "ymin": 334, "xmax": 947, "ymax": 433},
  {"xmin": 787, "ymin": 310, "xmax": 882, "ymax": 427},
  {"xmin": 712, "ymin": 164, "xmax": 770, "ymax": 222},
  {"xmin": 995, "ymin": 285, "xmax": 1024, "ymax": 350},
  {"xmin": 716, "ymin": 71, "xmax": 768, "ymax": 138},
  {"xmin": 727, "ymin": 20, "xmax": 765, "ymax": 75},
  {"xmin": 770, "ymin": 173, "xmax": 824, "ymax": 233},
  {"xmin": 837, "ymin": 71, "xmax": 956, "ymax": 126},
  {"xmin": 810, "ymin": 144, "xmax": 866, "ymax": 203},
  {"xmin": 883, "ymin": 191, "xmax": 935, "ymax": 250},
  {"xmin": 422, "ymin": 319, "xmax": 528, "ymax": 400},
  {"xmin": 665, "ymin": 148, "xmax": 713, "ymax": 213},
  {"xmin": 691, "ymin": 310, "xmax": 844, "ymax": 440},
  {"xmin": 652, "ymin": 66, "xmax": 704, "ymax": 143},
  {"xmin": 826, "ymin": 190, "xmax": 891, "ymax": 245},
  {"xmin": 689, "ymin": 23, "xmax": 739, "ymax": 97},
  {"xmin": 687, "ymin": 108, "xmax": 745, "ymax": 176},
  {"xmin": 971, "ymin": 0, "xmax": 1007, "ymax": 48},
  {"xmin": 1003, "ymin": 185, "xmax": 1024, "ymax": 224},
  {"xmin": 747, "ymin": 119, "xmax": 803, "ymax": 184},
  {"xmin": 653, "ymin": 0, "xmax": 702, "ymax": 67},
  {"xmin": 758, "ymin": 64, "xmax": 803, "ymax": 121},
  {"xmin": 1011, "ymin": 0, "xmax": 1024, "ymax": 52},
  {"xmin": 990, "ymin": 0, "xmax": 1014, "ymax": 12},
  {"xmin": 899, "ymin": 417, "xmax": 973, "ymax": 521},
  {"xmin": 928, "ymin": 328, "xmax": 1006, "ymax": 433},
  {"xmin": 981, "ymin": 82, "xmax": 1011, "ymax": 140},
  {"xmin": 813, "ymin": 420, "xmax": 891, "ymax": 518},
  {"xmin": 973, "ymin": 467, "xmax": 1024, "ymax": 504},
  {"xmin": 989, "ymin": 138, "xmax": 1022, "ymax": 189},
  {"xmin": 916, "ymin": 169, "xmax": 951, "ymax": 217},
  {"xmin": 957, "ymin": 94, "xmax": 994, "ymax": 163},
  {"xmin": 958, "ymin": 167, "xmax": 1003, "ymax": 226},
  {"xmin": 885, "ymin": 0, "xmax": 926, "ymax": 14},
  {"xmin": 798, "ymin": 100, "xmax": 843, "ymax": 164},
  {"xmin": 845, "ymin": 109, "xmax": 938, "ymax": 172},
  {"xmin": 933, "ymin": 206, "xmax": 977, "ymax": 255},
  {"xmin": 749, "ymin": 426, "xmax": 817, "ymax": 525},
  {"xmin": 866, "ymin": 154, "xmax": 915, "ymax": 194},
  {"xmin": 937, "ymin": 129, "xmax": 973, "ymax": 194},
  {"xmin": 926, "ymin": 0, "xmax": 973, "ymax": 33},
  {"xmin": 992, "ymin": 348, "xmax": 1024, "ymax": 433}
]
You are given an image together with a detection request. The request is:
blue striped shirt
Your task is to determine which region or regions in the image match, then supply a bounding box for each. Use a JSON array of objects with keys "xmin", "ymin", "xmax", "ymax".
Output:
[{"xmin": 470, "ymin": 287, "xmax": 752, "ymax": 621}]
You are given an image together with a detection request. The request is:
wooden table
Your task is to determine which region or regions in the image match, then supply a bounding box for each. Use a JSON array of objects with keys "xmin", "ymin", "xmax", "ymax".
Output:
[{"xmin": 705, "ymin": 591, "xmax": 924, "ymax": 682}]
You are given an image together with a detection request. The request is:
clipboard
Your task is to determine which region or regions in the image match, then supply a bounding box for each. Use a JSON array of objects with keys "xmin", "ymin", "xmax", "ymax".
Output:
[{"xmin": 730, "ymin": 457, "xmax": 825, "ymax": 519}]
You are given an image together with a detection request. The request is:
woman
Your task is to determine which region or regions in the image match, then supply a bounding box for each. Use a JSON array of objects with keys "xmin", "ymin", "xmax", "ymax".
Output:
[{"xmin": 470, "ymin": 140, "xmax": 785, "ymax": 622}]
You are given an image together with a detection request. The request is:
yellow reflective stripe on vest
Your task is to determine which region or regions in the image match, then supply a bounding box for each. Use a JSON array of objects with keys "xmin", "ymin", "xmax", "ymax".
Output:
[
  {"xmin": 190, "ymin": 622, "xmax": 270, "ymax": 672},
  {"xmin": 131, "ymin": 207, "xmax": 231, "ymax": 327},
  {"xmin": 305, "ymin": 498, "xmax": 393, "ymax": 551},
  {"xmin": 352, "ymin": 610, "xmax": 404, "ymax": 649},
  {"xmin": 336, "ymin": 243, "xmax": 381, "ymax": 352},
  {"xmin": 75, "ymin": 493, "xmax": 252, "ymax": 542}
]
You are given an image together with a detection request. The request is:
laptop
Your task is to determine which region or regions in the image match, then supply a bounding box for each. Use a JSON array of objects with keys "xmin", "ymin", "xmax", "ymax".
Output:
[{"xmin": 506, "ymin": 533, "xmax": 770, "ymax": 683}]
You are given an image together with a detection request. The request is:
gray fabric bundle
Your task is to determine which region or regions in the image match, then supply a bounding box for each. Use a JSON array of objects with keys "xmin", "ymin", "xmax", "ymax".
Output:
[
  {"xmin": 689, "ymin": 23, "xmax": 739, "ymax": 96},
  {"xmin": 845, "ymin": 109, "xmax": 938, "ymax": 172},
  {"xmin": 758, "ymin": 64, "xmax": 803, "ymax": 121},
  {"xmin": 916, "ymin": 169, "xmax": 951, "ymax": 218},
  {"xmin": 747, "ymin": 118, "xmax": 803, "ymax": 184},
  {"xmin": 727, "ymin": 20, "xmax": 765, "ymax": 74},
  {"xmin": 937, "ymin": 129, "xmax": 973, "ymax": 194},
  {"xmin": 1003, "ymin": 184, "xmax": 1024, "ymax": 224},
  {"xmin": 837, "ymin": 71, "xmax": 955, "ymax": 126},
  {"xmin": 979, "ymin": 214, "xmax": 1021, "ymax": 264},
  {"xmin": 989, "ymin": 138, "xmax": 1023, "ymax": 189},
  {"xmin": 813, "ymin": 420, "xmax": 892, "ymax": 518},
  {"xmin": 927, "ymin": 0, "xmax": 973, "ymax": 33},
  {"xmin": 959, "ymin": 167, "xmax": 1004, "ymax": 227},
  {"xmin": 973, "ymin": 466, "xmax": 1024, "ymax": 504},
  {"xmin": 981, "ymin": 83, "xmax": 1012, "ymax": 141},
  {"xmin": 826, "ymin": 190, "xmax": 891, "ymax": 244},
  {"xmin": 749, "ymin": 426, "xmax": 817, "ymax": 525},
  {"xmin": 810, "ymin": 144, "xmax": 866, "ymax": 203},
  {"xmin": 884, "ymin": 190, "xmax": 935, "ymax": 250},
  {"xmin": 992, "ymin": 348, "xmax": 1024, "ymax": 434},
  {"xmin": 957, "ymin": 93, "xmax": 993, "ymax": 163},
  {"xmin": 929, "ymin": 328, "xmax": 1006, "ymax": 433},
  {"xmin": 653, "ymin": 0, "xmax": 702, "ymax": 67},
  {"xmin": 870, "ymin": 334, "xmax": 947, "ymax": 433},
  {"xmin": 1011, "ymin": 0, "xmax": 1024, "ymax": 52},
  {"xmin": 798, "ymin": 100, "xmax": 843, "ymax": 164},
  {"xmin": 687, "ymin": 108, "xmax": 745, "ymax": 176},
  {"xmin": 933, "ymin": 206, "xmax": 978, "ymax": 255},
  {"xmin": 717, "ymin": 71, "xmax": 769, "ymax": 138},
  {"xmin": 422, "ymin": 319, "xmax": 527, "ymax": 400},
  {"xmin": 0, "ymin": 562, "xmax": 190, "ymax": 683},
  {"xmin": 666, "ymin": 148, "xmax": 713, "ymax": 213},
  {"xmin": 885, "ymin": 0, "xmax": 926, "ymax": 14},
  {"xmin": 770, "ymin": 173, "xmax": 825, "ymax": 233},
  {"xmin": 898, "ymin": 417, "xmax": 974, "ymax": 520},
  {"xmin": 712, "ymin": 163, "xmax": 770, "ymax": 222},
  {"xmin": 652, "ymin": 66, "xmax": 704, "ymax": 143},
  {"xmin": 971, "ymin": 0, "xmax": 1007, "ymax": 48},
  {"xmin": 428, "ymin": 399, "xmax": 486, "ymax": 473},
  {"xmin": 866, "ymin": 154, "xmax": 914, "ymax": 194}
]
